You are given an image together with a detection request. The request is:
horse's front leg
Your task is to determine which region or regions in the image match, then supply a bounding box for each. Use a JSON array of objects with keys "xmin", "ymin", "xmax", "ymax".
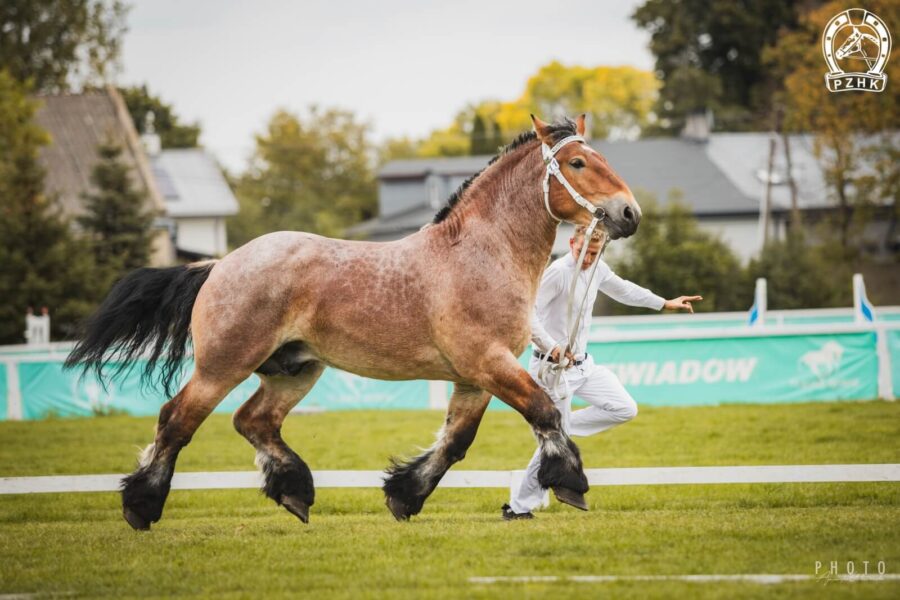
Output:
[
  {"xmin": 383, "ymin": 383, "xmax": 490, "ymax": 520},
  {"xmin": 477, "ymin": 348, "xmax": 589, "ymax": 509}
]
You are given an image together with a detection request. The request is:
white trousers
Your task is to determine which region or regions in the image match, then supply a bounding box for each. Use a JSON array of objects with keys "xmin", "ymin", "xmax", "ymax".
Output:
[{"xmin": 508, "ymin": 355, "xmax": 638, "ymax": 514}]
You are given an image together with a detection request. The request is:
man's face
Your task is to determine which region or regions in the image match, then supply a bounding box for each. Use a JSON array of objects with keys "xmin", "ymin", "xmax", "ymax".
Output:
[{"xmin": 569, "ymin": 235, "xmax": 603, "ymax": 270}]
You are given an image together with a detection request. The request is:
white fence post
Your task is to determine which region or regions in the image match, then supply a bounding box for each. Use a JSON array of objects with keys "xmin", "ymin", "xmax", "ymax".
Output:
[
  {"xmin": 428, "ymin": 380, "xmax": 448, "ymax": 409},
  {"xmin": 875, "ymin": 324, "xmax": 894, "ymax": 401},
  {"xmin": 5, "ymin": 360, "xmax": 22, "ymax": 420},
  {"xmin": 748, "ymin": 278, "xmax": 767, "ymax": 327}
]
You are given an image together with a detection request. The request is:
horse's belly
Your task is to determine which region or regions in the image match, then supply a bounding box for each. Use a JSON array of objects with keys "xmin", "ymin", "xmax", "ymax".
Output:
[{"xmin": 313, "ymin": 339, "xmax": 457, "ymax": 382}]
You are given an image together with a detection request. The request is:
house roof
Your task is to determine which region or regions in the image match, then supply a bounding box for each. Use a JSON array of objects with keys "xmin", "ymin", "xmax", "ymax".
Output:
[
  {"xmin": 593, "ymin": 138, "xmax": 760, "ymax": 215},
  {"xmin": 151, "ymin": 149, "xmax": 238, "ymax": 218},
  {"xmin": 358, "ymin": 136, "xmax": 765, "ymax": 239},
  {"xmin": 379, "ymin": 155, "xmax": 493, "ymax": 179},
  {"xmin": 32, "ymin": 87, "xmax": 166, "ymax": 217},
  {"xmin": 706, "ymin": 133, "xmax": 830, "ymax": 211}
]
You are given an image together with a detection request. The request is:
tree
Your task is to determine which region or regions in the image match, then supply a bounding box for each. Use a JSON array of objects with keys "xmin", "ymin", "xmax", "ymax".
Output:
[
  {"xmin": 0, "ymin": 71, "xmax": 98, "ymax": 342},
  {"xmin": 610, "ymin": 194, "xmax": 750, "ymax": 313},
  {"xmin": 77, "ymin": 142, "xmax": 156, "ymax": 284},
  {"xmin": 633, "ymin": 0, "xmax": 802, "ymax": 133},
  {"xmin": 229, "ymin": 106, "xmax": 377, "ymax": 246},
  {"xmin": 0, "ymin": 0, "xmax": 128, "ymax": 92},
  {"xmin": 764, "ymin": 0, "xmax": 899, "ymax": 255},
  {"xmin": 748, "ymin": 231, "xmax": 850, "ymax": 309},
  {"xmin": 519, "ymin": 62, "xmax": 659, "ymax": 139},
  {"xmin": 407, "ymin": 61, "xmax": 659, "ymax": 159},
  {"xmin": 377, "ymin": 136, "xmax": 419, "ymax": 166},
  {"xmin": 119, "ymin": 85, "xmax": 202, "ymax": 149}
]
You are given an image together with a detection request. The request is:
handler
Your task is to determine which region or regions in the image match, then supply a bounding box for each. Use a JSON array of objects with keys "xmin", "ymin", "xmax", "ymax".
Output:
[{"xmin": 503, "ymin": 225, "xmax": 702, "ymax": 519}]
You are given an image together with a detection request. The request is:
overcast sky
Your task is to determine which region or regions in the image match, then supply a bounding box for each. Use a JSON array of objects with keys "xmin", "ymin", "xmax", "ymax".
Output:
[{"xmin": 121, "ymin": 0, "xmax": 654, "ymax": 171}]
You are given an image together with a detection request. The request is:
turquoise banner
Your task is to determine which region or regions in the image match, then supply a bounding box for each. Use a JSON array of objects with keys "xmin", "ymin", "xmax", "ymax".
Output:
[
  {"xmin": 2, "ymin": 330, "xmax": 884, "ymax": 420},
  {"xmin": 889, "ymin": 329, "xmax": 900, "ymax": 399},
  {"xmin": 587, "ymin": 332, "xmax": 878, "ymax": 405},
  {"xmin": 16, "ymin": 360, "xmax": 429, "ymax": 420}
]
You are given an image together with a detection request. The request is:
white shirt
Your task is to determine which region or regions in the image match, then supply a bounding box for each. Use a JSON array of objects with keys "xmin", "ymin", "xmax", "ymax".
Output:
[{"xmin": 531, "ymin": 254, "xmax": 665, "ymax": 355}]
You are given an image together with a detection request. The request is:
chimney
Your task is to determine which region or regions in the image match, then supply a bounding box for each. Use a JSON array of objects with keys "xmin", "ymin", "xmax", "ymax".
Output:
[
  {"xmin": 681, "ymin": 109, "xmax": 714, "ymax": 143},
  {"xmin": 141, "ymin": 111, "xmax": 162, "ymax": 157}
]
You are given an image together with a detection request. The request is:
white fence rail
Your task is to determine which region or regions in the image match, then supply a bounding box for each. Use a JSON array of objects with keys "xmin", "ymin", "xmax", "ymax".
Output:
[{"xmin": 2, "ymin": 464, "xmax": 899, "ymax": 495}]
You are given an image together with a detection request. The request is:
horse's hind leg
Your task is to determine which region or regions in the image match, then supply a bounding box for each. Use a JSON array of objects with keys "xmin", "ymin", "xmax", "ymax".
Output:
[
  {"xmin": 122, "ymin": 374, "xmax": 236, "ymax": 530},
  {"xmin": 233, "ymin": 363, "xmax": 325, "ymax": 523},
  {"xmin": 383, "ymin": 383, "xmax": 490, "ymax": 521}
]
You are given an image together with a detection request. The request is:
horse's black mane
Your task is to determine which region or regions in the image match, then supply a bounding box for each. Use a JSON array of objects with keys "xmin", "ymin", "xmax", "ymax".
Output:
[{"xmin": 431, "ymin": 118, "xmax": 578, "ymax": 224}]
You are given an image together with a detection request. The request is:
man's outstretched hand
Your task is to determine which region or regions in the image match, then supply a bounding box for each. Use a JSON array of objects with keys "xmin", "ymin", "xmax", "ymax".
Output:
[{"xmin": 664, "ymin": 295, "xmax": 703, "ymax": 313}]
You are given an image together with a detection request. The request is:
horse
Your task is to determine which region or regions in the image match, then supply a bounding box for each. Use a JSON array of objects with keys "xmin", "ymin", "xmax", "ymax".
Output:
[{"xmin": 65, "ymin": 114, "xmax": 641, "ymax": 530}]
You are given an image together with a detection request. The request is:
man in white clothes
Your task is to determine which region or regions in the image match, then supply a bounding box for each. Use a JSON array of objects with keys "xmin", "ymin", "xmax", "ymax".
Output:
[{"xmin": 502, "ymin": 225, "xmax": 702, "ymax": 519}]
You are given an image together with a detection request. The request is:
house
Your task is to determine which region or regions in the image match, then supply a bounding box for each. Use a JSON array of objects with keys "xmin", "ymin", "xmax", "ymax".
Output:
[
  {"xmin": 145, "ymin": 144, "xmax": 238, "ymax": 260},
  {"xmin": 33, "ymin": 87, "xmax": 238, "ymax": 263},
  {"xmin": 349, "ymin": 119, "xmax": 895, "ymax": 262},
  {"xmin": 33, "ymin": 87, "xmax": 175, "ymax": 265}
]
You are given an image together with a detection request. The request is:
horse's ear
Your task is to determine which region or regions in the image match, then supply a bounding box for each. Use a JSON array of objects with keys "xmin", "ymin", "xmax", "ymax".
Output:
[
  {"xmin": 531, "ymin": 114, "xmax": 553, "ymax": 143},
  {"xmin": 575, "ymin": 114, "xmax": 587, "ymax": 136}
]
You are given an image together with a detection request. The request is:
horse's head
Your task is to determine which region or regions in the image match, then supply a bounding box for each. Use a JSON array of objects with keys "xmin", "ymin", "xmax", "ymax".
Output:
[
  {"xmin": 836, "ymin": 27, "xmax": 863, "ymax": 59},
  {"xmin": 532, "ymin": 114, "xmax": 641, "ymax": 240}
]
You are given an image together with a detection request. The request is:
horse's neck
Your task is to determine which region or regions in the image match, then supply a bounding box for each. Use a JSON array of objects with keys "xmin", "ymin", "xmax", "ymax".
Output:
[{"xmin": 440, "ymin": 145, "xmax": 558, "ymax": 281}]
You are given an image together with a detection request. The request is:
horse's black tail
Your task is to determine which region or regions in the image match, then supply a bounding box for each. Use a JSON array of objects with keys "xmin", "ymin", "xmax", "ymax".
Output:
[{"xmin": 64, "ymin": 262, "xmax": 216, "ymax": 397}]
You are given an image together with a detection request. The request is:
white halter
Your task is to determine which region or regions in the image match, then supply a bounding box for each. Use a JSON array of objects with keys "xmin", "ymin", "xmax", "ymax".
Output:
[
  {"xmin": 541, "ymin": 135, "xmax": 607, "ymax": 223},
  {"xmin": 537, "ymin": 134, "xmax": 609, "ymax": 399}
]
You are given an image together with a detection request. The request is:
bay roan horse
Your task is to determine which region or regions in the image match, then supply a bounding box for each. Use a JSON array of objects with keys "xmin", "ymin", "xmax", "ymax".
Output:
[{"xmin": 66, "ymin": 115, "xmax": 641, "ymax": 529}]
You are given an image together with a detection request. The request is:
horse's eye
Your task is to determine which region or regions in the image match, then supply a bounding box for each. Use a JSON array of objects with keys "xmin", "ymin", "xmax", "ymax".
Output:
[{"xmin": 569, "ymin": 158, "xmax": 586, "ymax": 169}]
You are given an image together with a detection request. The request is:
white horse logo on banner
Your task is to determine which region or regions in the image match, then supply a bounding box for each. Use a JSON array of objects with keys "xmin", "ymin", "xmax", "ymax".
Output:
[{"xmin": 800, "ymin": 341, "xmax": 845, "ymax": 381}]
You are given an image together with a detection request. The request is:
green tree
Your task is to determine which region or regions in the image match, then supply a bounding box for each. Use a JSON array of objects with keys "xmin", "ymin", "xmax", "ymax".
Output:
[
  {"xmin": 633, "ymin": 0, "xmax": 802, "ymax": 133},
  {"xmin": 0, "ymin": 71, "xmax": 98, "ymax": 342},
  {"xmin": 519, "ymin": 62, "xmax": 659, "ymax": 139},
  {"xmin": 610, "ymin": 194, "xmax": 750, "ymax": 313},
  {"xmin": 411, "ymin": 61, "xmax": 659, "ymax": 158},
  {"xmin": 377, "ymin": 136, "xmax": 420, "ymax": 166},
  {"xmin": 229, "ymin": 106, "xmax": 377, "ymax": 246},
  {"xmin": 0, "ymin": 0, "xmax": 128, "ymax": 92},
  {"xmin": 748, "ymin": 231, "xmax": 850, "ymax": 309},
  {"xmin": 77, "ymin": 142, "xmax": 155, "ymax": 283},
  {"xmin": 119, "ymin": 85, "xmax": 202, "ymax": 149},
  {"xmin": 763, "ymin": 0, "xmax": 899, "ymax": 255}
]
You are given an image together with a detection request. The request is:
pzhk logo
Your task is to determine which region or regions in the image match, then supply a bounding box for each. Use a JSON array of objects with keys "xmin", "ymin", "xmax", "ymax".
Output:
[{"xmin": 823, "ymin": 8, "xmax": 891, "ymax": 92}]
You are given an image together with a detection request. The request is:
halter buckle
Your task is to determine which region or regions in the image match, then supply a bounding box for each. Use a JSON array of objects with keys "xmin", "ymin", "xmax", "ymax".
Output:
[{"xmin": 546, "ymin": 157, "xmax": 560, "ymax": 175}]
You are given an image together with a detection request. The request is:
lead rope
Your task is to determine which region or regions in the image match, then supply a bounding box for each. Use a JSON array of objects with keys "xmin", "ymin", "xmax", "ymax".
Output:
[
  {"xmin": 535, "ymin": 134, "xmax": 610, "ymax": 402},
  {"xmin": 539, "ymin": 222, "xmax": 609, "ymax": 401}
]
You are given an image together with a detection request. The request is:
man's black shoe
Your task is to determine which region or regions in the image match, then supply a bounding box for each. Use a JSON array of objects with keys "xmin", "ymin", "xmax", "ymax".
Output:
[{"xmin": 501, "ymin": 503, "xmax": 534, "ymax": 520}]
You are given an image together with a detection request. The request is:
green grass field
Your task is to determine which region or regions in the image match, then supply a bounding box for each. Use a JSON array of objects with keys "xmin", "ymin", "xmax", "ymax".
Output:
[{"xmin": 1, "ymin": 401, "xmax": 899, "ymax": 599}]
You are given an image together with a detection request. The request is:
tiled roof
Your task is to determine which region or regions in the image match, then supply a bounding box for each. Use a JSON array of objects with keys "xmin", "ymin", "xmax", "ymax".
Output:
[{"xmin": 32, "ymin": 88, "xmax": 165, "ymax": 217}]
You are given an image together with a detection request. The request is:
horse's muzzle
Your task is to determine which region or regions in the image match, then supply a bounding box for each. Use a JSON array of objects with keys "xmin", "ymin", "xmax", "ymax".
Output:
[{"xmin": 604, "ymin": 195, "xmax": 641, "ymax": 239}]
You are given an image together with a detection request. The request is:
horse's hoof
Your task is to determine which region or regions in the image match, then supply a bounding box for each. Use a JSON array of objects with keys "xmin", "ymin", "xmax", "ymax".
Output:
[
  {"xmin": 123, "ymin": 507, "xmax": 152, "ymax": 531},
  {"xmin": 281, "ymin": 495, "xmax": 310, "ymax": 524},
  {"xmin": 552, "ymin": 487, "xmax": 589, "ymax": 511},
  {"xmin": 385, "ymin": 496, "xmax": 410, "ymax": 521}
]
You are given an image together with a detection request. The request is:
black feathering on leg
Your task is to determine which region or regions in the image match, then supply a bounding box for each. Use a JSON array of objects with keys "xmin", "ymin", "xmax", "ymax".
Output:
[
  {"xmin": 259, "ymin": 450, "xmax": 315, "ymax": 509},
  {"xmin": 536, "ymin": 434, "xmax": 589, "ymax": 494},
  {"xmin": 120, "ymin": 466, "xmax": 173, "ymax": 530},
  {"xmin": 382, "ymin": 451, "xmax": 436, "ymax": 519}
]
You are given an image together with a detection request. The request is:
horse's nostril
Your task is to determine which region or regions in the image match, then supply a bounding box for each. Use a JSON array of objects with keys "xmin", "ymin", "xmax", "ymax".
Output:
[{"xmin": 623, "ymin": 206, "xmax": 634, "ymax": 222}]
